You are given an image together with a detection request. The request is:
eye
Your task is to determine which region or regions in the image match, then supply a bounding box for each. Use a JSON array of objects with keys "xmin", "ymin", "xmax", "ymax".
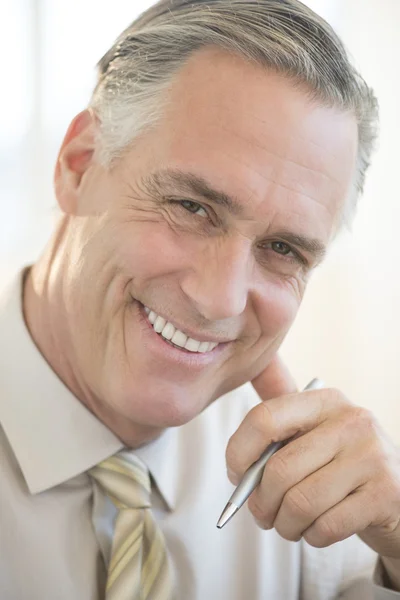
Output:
[
  {"xmin": 271, "ymin": 241, "xmax": 293, "ymax": 256},
  {"xmin": 179, "ymin": 200, "xmax": 208, "ymax": 218},
  {"xmin": 259, "ymin": 240, "xmax": 308, "ymax": 267}
]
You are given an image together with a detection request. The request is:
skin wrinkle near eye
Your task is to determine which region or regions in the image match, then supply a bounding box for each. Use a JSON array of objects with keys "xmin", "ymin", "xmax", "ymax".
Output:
[
  {"xmin": 163, "ymin": 198, "xmax": 317, "ymax": 268},
  {"xmin": 118, "ymin": 195, "xmax": 321, "ymax": 282},
  {"xmin": 142, "ymin": 170, "xmax": 244, "ymax": 216},
  {"xmin": 264, "ymin": 241, "xmax": 303, "ymax": 264},
  {"xmin": 121, "ymin": 182, "xmax": 221, "ymax": 240},
  {"xmin": 138, "ymin": 169, "xmax": 328, "ymax": 262},
  {"xmin": 152, "ymin": 185, "xmax": 306, "ymax": 280},
  {"xmin": 178, "ymin": 194, "xmax": 323, "ymax": 265},
  {"xmin": 166, "ymin": 203, "xmax": 219, "ymax": 238},
  {"xmin": 169, "ymin": 199, "xmax": 218, "ymax": 225},
  {"xmin": 121, "ymin": 203, "xmax": 164, "ymax": 225},
  {"xmin": 260, "ymin": 232, "xmax": 326, "ymax": 263},
  {"xmin": 119, "ymin": 177, "xmax": 169, "ymax": 225}
]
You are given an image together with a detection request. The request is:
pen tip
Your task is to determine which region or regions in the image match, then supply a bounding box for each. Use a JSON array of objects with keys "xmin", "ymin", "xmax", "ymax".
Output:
[{"xmin": 216, "ymin": 502, "xmax": 238, "ymax": 529}]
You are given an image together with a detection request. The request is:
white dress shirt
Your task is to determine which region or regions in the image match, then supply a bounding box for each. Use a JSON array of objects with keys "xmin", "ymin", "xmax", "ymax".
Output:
[{"xmin": 0, "ymin": 270, "xmax": 399, "ymax": 600}]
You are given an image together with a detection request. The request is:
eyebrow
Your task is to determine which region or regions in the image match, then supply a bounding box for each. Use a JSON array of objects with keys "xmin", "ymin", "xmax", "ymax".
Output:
[
  {"xmin": 143, "ymin": 169, "xmax": 244, "ymax": 215},
  {"xmin": 143, "ymin": 169, "xmax": 327, "ymax": 261}
]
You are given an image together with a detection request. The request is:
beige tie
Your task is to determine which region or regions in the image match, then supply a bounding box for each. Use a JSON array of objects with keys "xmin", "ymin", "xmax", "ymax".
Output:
[{"xmin": 90, "ymin": 450, "xmax": 175, "ymax": 600}]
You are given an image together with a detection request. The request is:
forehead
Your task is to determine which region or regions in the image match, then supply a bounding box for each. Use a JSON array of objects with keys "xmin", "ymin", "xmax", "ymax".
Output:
[{"xmin": 128, "ymin": 47, "xmax": 358, "ymax": 236}]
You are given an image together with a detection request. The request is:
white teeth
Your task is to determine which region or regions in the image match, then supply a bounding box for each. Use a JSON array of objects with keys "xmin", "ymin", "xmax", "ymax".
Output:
[
  {"xmin": 161, "ymin": 322, "xmax": 175, "ymax": 340},
  {"xmin": 171, "ymin": 330, "xmax": 188, "ymax": 348},
  {"xmin": 144, "ymin": 305, "xmax": 220, "ymax": 353},
  {"xmin": 198, "ymin": 341, "xmax": 211, "ymax": 353},
  {"xmin": 154, "ymin": 316, "xmax": 166, "ymax": 333},
  {"xmin": 185, "ymin": 338, "xmax": 201, "ymax": 352}
]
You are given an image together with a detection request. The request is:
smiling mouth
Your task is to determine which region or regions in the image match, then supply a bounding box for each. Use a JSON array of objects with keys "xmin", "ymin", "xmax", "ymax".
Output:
[{"xmin": 143, "ymin": 305, "xmax": 220, "ymax": 354}]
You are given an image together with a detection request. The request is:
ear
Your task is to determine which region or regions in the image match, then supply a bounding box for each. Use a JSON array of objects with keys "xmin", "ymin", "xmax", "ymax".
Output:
[{"xmin": 54, "ymin": 109, "xmax": 99, "ymax": 214}]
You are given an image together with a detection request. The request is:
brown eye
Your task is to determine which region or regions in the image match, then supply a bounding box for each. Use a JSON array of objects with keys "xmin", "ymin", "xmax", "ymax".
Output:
[{"xmin": 271, "ymin": 241, "xmax": 292, "ymax": 256}]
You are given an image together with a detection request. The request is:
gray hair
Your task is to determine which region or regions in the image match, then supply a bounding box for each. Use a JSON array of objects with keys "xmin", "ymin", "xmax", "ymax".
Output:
[{"xmin": 90, "ymin": 0, "xmax": 379, "ymax": 224}]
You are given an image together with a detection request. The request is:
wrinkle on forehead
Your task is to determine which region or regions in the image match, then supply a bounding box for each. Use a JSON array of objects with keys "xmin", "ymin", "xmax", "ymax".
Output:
[
  {"xmin": 220, "ymin": 102, "xmax": 355, "ymax": 163},
  {"xmin": 217, "ymin": 145, "xmax": 339, "ymax": 219},
  {"xmin": 167, "ymin": 50, "xmax": 356, "ymax": 172},
  {"xmin": 134, "ymin": 47, "xmax": 358, "ymax": 239},
  {"xmin": 162, "ymin": 125, "xmax": 355, "ymax": 234},
  {"xmin": 218, "ymin": 121, "xmax": 348, "ymax": 190}
]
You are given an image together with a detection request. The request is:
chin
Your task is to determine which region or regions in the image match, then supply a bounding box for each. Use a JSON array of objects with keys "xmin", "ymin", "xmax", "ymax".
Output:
[{"xmin": 123, "ymin": 383, "xmax": 211, "ymax": 429}]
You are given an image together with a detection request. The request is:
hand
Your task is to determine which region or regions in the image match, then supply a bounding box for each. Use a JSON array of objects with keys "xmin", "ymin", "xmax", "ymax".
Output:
[{"xmin": 226, "ymin": 359, "xmax": 400, "ymax": 563}]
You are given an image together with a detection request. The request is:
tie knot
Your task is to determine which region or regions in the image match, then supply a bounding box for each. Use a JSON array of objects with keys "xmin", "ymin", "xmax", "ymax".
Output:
[{"xmin": 90, "ymin": 450, "xmax": 151, "ymax": 509}]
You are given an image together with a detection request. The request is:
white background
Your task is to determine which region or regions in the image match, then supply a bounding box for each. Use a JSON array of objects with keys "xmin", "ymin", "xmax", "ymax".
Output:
[{"xmin": 1, "ymin": 1, "xmax": 399, "ymax": 440}]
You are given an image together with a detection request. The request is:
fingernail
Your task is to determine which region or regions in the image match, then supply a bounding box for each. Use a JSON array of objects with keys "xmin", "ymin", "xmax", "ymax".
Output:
[{"xmin": 254, "ymin": 518, "xmax": 272, "ymax": 530}]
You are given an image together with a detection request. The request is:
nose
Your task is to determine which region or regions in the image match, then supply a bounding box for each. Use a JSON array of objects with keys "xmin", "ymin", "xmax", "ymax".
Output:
[{"xmin": 180, "ymin": 235, "xmax": 253, "ymax": 321}]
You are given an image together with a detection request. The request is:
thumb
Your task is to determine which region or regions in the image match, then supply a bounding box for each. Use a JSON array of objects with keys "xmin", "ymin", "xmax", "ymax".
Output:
[{"xmin": 251, "ymin": 354, "xmax": 297, "ymax": 401}]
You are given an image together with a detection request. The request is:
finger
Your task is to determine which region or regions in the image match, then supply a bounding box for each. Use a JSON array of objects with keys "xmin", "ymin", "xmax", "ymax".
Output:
[
  {"xmin": 226, "ymin": 388, "xmax": 345, "ymax": 482},
  {"xmin": 247, "ymin": 421, "xmax": 341, "ymax": 527},
  {"xmin": 303, "ymin": 486, "xmax": 376, "ymax": 548},
  {"xmin": 273, "ymin": 453, "xmax": 372, "ymax": 541},
  {"xmin": 247, "ymin": 409, "xmax": 374, "ymax": 526},
  {"xmin": 251, "ymin": 354, "xmax": 298, "ymax": 400}
]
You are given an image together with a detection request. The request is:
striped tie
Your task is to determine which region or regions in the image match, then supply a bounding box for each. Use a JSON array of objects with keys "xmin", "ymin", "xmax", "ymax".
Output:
[{"xmin": 90, "ymin": 450, "xmax": 175, "ymax": 600}]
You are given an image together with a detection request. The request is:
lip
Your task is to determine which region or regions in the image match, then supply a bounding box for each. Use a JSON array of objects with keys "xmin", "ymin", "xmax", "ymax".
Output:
[
  {"xmin": 140, "ymin": 302, "xmax": 234, "ymax": 344},
  {"xmin": 135, "ymin": 301, "xmax": 228, "ymax": 368}
]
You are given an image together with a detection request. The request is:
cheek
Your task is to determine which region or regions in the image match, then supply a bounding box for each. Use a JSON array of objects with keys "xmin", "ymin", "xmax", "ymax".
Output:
[
  {"xmin": 118, "ymin": 221, "xmax": 194, "ymax": 280},
  {"xmin": 256, "ymin": 278, "xmax": 302, "ymax": 338}
]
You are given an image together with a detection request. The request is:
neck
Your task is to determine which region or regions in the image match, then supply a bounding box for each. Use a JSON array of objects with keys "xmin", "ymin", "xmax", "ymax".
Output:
[{"xmin": 23, "ymin": 217, "xmax": 162, "ymax": 449}]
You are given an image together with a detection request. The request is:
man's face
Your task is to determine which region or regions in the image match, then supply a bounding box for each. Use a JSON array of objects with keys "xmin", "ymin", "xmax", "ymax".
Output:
[{"xmin": 56, "ymin": 48, "xmax": 357, "ymax": 441}]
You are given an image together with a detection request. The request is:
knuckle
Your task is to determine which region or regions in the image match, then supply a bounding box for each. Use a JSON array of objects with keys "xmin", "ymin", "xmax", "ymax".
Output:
[
  {"xmin": 322, "ymin": 387, "xmax": 348, "ymax": 408},
  {"xmin": 372, "ymin": 470, "xmax": 400, "ymax": 503},
  {"xmin": 250, "ymin": 401, "xmax": 275, "ymax": 435},
  {"xmin": 369, "ymin": 441, "xmax": 392, "ymax": 473},
  {"xmin": 363, "ymin": 480, "xmax": 383, "ymax": 508},
  {"xmin": 375, "ymin": 515, "xmax": 400, "ymax": 536},
  {"xmin": 311, "ymin": 387, "xmax": 348, "ymax": 424},
  {"xmin": 267, "ymin": 453, "xmax": 291, "ymax": 485},
  {"xmin": 284, "ymin": 486, "xmax": 316, "ymax": 519},
  {"xmin": 335, "ymin": 406, "xmax": 378, "ymax": 443},
  {"xmin": 349, "ymin": 406, "xmax": 377, "ymax": 433},
  {"xmin": 248, "ymin": 498, "xmax": 272, "ymax": 529},
  {"xmin": 308, "ymin": 514, "xmax": 341, "ymax": 547},
  {"xmin": 388, "ymin": 471, "xmax": 400, "ymax": 498}
]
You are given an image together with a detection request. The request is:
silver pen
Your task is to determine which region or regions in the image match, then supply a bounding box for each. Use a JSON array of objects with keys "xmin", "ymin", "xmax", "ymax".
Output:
[{"xmin": 217, "ymin": 377, "xmax": 324, "ymax": 528}]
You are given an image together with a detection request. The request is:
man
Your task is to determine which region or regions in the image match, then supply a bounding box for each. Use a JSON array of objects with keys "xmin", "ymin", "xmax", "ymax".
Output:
[{"xmin": 1, "ymin": 0, "xmax": 400, "ymax": 598}]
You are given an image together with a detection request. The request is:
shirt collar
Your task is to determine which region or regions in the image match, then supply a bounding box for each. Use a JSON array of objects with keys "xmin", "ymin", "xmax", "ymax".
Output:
[
  {"xmin": 134, "ymin": 427, "xmax": 179, "ymax": 510},
  {"xmin": 0, "ymin": 269, "xmax": 177, "ymax": 508}
]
